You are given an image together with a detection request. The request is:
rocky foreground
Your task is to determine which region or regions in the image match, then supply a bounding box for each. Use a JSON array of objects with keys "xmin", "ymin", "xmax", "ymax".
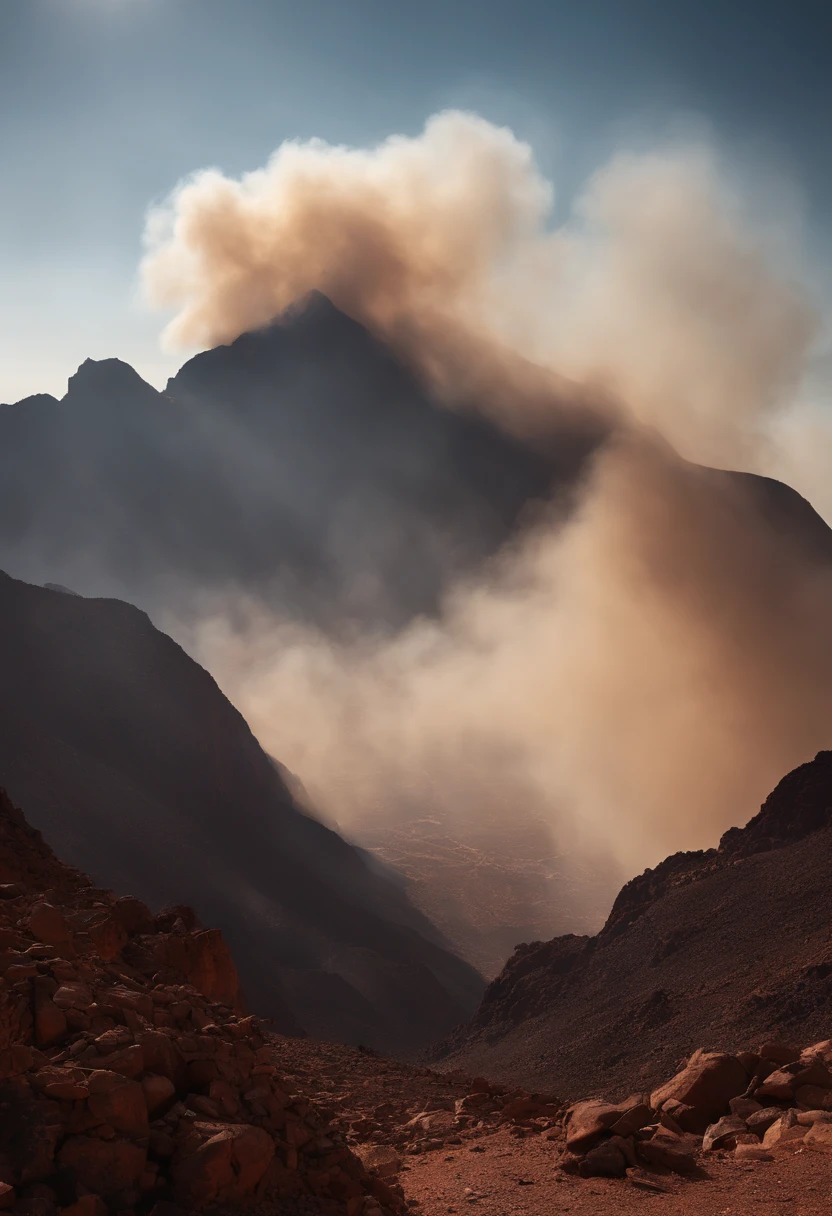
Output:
[
  {"xmin": 0, "ymin": 787, "xmax": 412, "ymax": 1216},
  {"xmin": 1, "ymin": 781, "xmax": 831, "ymax": 1216}
]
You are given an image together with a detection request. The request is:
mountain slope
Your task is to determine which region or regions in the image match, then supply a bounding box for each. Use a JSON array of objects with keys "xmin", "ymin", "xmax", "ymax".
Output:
[
  {"xmin": 0, "ymin": 295, "xmax": 563, "ymax": 628},
  {"xmin": 0, "ymin": 571, "xmax": 484, "ymax": 1052},
  {"xmin": 432, "ymin": 750, "xmax": 832, "ymax": 1096}
]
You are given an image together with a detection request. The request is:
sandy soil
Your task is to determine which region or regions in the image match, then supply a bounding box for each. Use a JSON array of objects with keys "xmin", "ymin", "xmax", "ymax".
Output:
[{"xmin": 402, "ymin": 1129, "xmax": 832, "ymax": 1216}]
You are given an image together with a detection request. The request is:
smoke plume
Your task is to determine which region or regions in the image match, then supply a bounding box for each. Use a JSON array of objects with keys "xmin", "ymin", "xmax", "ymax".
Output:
[{"xmin": 145, "ymin": 112, "xmax": 832, "ymax": 941}]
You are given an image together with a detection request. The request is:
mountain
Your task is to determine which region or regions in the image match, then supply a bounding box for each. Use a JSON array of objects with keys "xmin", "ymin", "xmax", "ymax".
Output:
[
  {"xmin": 431, "ymin": 750, "xmax": 832, "ymax": 1097},
  {"xmin": 5, "ymin": 296, "xmax": 832, "ymax": 987},
  {"xmin": 0, "ymin": 571, "xmax": 484, "ymax": 1053},
  {"xmin": 0, "ymin": 294, "xmax": 566, "ymax": 628}
]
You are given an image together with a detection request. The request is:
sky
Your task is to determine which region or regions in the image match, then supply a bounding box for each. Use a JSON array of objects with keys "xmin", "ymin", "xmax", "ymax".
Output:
[{"xmin": 1, "ymin": 0, "xmax": 831, "ymax": 403}]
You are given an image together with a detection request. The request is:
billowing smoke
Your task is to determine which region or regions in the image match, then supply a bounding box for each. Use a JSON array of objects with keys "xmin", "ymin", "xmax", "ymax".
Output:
[
  {"xmin": 144, "ymin": 113, "xmax": 832, "ymax": 954},
  {"xmin": 142, "ymin": 111, "xmax": 819, "ymax": 464}
]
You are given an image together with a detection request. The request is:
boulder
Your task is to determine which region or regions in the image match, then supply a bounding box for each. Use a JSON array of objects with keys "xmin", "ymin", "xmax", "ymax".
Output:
[
  {"xmin": 33, "ymin": 994, "xmax": 66, "ymax": 1048},
  {"xmin": 703, "ymin": 1114, "xmax": 747, "ymax": 1151},
  {"xmin": 58, "ymin": 1137, "xmax": 146, "ymax": 1196},
  {"xmin": 650, "ymin": 1051, "xmax": 748, "ymax": 1133},
  {"xmin": 565, "ymin": 1100, "xmax": 633, "ymax": 1152},
  {"xmin": 637, "ymin": 1129, "xmax": 699, "ymax": 1174},
  {"xmin": 746, "ymin": 1107, "xmax": 783, "ymax": 1136},
  {"xmin": 29, "ymin": 904, "xmax": 71, "ymax": 948},
  {"xmin": 578, "ymin": 1140, "xmax": 627, "ymax": 1178},
  {"xmin": 758, "ymin": 1041, "xmax": 800, "ymax": 1065},
  {"xmin": 795, "ymin": 1084, "xmax": 832, "ymax": 1110},
  {"xmin": 804, "ymin": 1122, "xmax": 832, "ymax": 1150},
  {"xmin": 141, "ymin": 1074, "xmax": 176, "ymax": 1115},
  {"xmin": 172, "ymin": 1124, "xmax": 274, "ymax": 1205},
  {"xmin": 762, "ymin": 1113, "xmax": 806, "ymax": 1149},
  {"xmin": 735, "ymin": 1143, "xmax": 773, "ymax": 1162},
  {"xmin": 87, "ymin": 1072, "xmax": 149, "ymax": 1138}
]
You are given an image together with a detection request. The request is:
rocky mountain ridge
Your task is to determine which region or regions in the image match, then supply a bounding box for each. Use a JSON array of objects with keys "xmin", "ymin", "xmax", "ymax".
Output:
[{"xmin": 433, "ymin": 750, "xmax": 832, "ymax": 1097}]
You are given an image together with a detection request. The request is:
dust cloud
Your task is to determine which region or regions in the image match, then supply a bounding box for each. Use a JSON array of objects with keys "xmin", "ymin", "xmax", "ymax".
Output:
[{"xmin": 145, "ymin": 112, "xmax": 832, "ymax": 928}]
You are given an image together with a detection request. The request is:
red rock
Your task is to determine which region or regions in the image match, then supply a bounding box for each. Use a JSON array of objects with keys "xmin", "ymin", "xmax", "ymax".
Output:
[
  {"xmin": 762, "ymin": 1113, "xmax": 805, "ymax": 1149},
  {"xmin": 87, "ymin": 1074, "xmax": 149, "ymax": 1138},
  {"xmin": 578, "ymin": 1140, "xmax": 627, "ymax": 1178},
  {"xmin": 650, "ymin": 1051, "xmax": 749, "ymax": 1132},
  {"xmin": 804, "ymin": 1122, "xmax": 832, "ymax": 1150},
  {"xmin": 172, "ymin": 1123, "xmax": 274, "ymax": 1205},
  {"xmin": 0, "ymin": 1045, "xmax": 35, "ymax": 1079},
  {"xmin": 796, "ymin": 1084, "xmax": 832, "ymax": 1109},
  {"xmin": 746, "ymin": 1107, "xmax": 783, "ymax": 1136},
  {"xmin": 141, "ymin": 1074, "xmax": 175, "ymax": 1115},
  {"xmin": 703, "ymin": 1114, "xmax": 747, "ymax": 1151},
  {"xmin": 637, "ymin": 1129, "xmax": 699, "ymax": 1174},
  {"xmin": 58, "ymin": 1137, "xmax": 146, "ymax": 1196},
  {"xmin": 735, "ymin": 1143, "xmax": 773, "ymax": 1162},
  {"xmin": 29, "ymin": 903, "xmax": 71, "ymax": 947},
  {"xmin": 564, "ymin": 1100, "xmax": 629, "ymax": 1152},
  {"xmin": 0, "ymin": 1183, "xmax": 14, "ymax": 1210},
  {"xmin": 34, "ymin": 995, "xmax": 67, "ymax": 1048},
  {"xmin": 87, "ymin": 917, "xmax": 128, "ymax": 962},
  {"xmin": 113, "ymin": 897, "xmax": 154, "ymax": 936},
  {"xmin": 758, "ymin": 1041, "xmax": 800, "ymax": 1065}
]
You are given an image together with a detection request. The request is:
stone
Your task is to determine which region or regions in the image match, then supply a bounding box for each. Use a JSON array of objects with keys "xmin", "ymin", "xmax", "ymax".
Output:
[
  {"xmin": 637, "ymin": 1129, "xmax": 699, "ymax": 1174},
  {"xmin": 57, "ymin": 1137, "xmax": 146, "ymax": 1196},
  {"xmin": 29, "ymin": 903, "xmax": 71, "ymax": 948},
  {"xmin": 762, "ymin": 1114, "xmax": 805, "ymax": 1149},
  {"xmin": 0, "ymin": 1184, "xmax": 14, "ymax": 1210},
  {"xmin": 609, "ymin": 1102, "xmax": 652, "ymax": 1138},
  {"xmin": 172, "ymin": 1124, "xmax": 273, "ymax": 1204},
  {"xmin": 579, "ymin": 1140, "xmax": 627, "ymax": 1178},
  {"xmin": 650, "ymin": 1051, "xmax": 748, "ymax": 1133},
  {"xmin": 758, "ymin": 1041, "xmax": 800, "ymax": 1065},
  {"xmin": 746, "ymin": 1107, "xmax": 784, "ymax": 1136},
  {"xmin": 113, "ymin": 897, "xmax": 154, "ymax": 936},
  {"xmin": 564, "ymin": 1100, "xmax": 629, "ymax": 1152},
  {"xmin": 703, "ymin": 1114, "xmax": 747, "ymax": 1151},
  {"xmin": 795, "ymin": 1084, "xmax": 832, "ymax": 1110},
  {"xmin": 729, "ymin": 1097, "xmax": 763, "ymax": 1118},
  {"xmin": 735, "ymin": 1143, "xmax": 774, "ymax": 1162},
  {"xmin": 87, "ymin": 917, "xmax": 128, "ymax": 962},
  {"xmin": 52, "ymin": 983, "xmax": 93, "ymax": 1010},
  {"xmin": 804, "ymin": 1121, "xmax": 832, "ymax": 1150},
  {"xmin": 356, "ymin": 1146, "xmax": 401, "ymax": 1179},
  {"xmin": 141, "ymin": 1074, "xmax": 175, "ymax": 1115},
  {"xmin": 34, "ymin": 995, "xmax": 67, "ymax": 1048},
  {"xmin": 797, "ymin": 1109, "xmax": 832, "ymax": 1125},
  {"xmin": 87, "ymin": 1074, "xmax": 148, "ymax": 1138}
]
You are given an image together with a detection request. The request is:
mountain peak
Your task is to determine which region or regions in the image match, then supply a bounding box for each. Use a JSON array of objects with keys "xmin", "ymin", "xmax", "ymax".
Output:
[{"xmin": 65, "ymin": 357, "xmax": 155, "ymax": 400}]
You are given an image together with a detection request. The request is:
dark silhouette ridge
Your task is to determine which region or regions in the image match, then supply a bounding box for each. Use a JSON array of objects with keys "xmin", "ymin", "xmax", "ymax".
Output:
[
  {"xmin": 432, "ymin": 750, "xmax": 832, "ymax": 1096},
  {"xmin": 0, "ymin": 570, "xmax": 484, "ymax": 1053},
  {"xmin": 0, "ymin": 295, "xmax": 562, "ymax": 627}
]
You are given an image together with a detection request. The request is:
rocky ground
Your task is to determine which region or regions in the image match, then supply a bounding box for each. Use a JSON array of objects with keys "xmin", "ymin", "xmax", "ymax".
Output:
[{"xmin": 2, "ymin": 783, "xmax": 831, "ymax": 1216}]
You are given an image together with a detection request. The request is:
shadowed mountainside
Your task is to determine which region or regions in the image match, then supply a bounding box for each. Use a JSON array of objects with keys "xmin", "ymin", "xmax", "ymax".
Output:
[
  {"xmin": 0, "ymin": 294, "xmax": 573, "ymax": 629},
  {"xmin": 0, "ymin": 571, "xmax": 484, "ymax": 1053},
  {"xmin": 431, "ymin": 750, "xmax": 832, "ymax": 1096}
]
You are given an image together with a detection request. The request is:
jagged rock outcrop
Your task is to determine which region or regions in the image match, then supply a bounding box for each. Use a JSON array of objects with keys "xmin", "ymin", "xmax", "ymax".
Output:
[
  {"xmin": 432, "ymin": 751, "xmax": 832, "ymax": 1095},
  {"xmin": 0, "ymin": 788, "xmax": 405, "ymax": 1216}
]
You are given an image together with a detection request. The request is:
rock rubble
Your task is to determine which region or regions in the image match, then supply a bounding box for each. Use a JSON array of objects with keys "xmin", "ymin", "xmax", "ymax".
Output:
[{"xmin": 0, "ymin": 789, "xmax": 405, "ymax": 1216}]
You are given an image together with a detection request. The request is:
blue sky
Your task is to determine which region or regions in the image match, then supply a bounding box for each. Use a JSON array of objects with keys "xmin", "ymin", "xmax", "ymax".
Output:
[{"xmin": 1, "ymin": 0, "xmax": 830, "ymax": 401}]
